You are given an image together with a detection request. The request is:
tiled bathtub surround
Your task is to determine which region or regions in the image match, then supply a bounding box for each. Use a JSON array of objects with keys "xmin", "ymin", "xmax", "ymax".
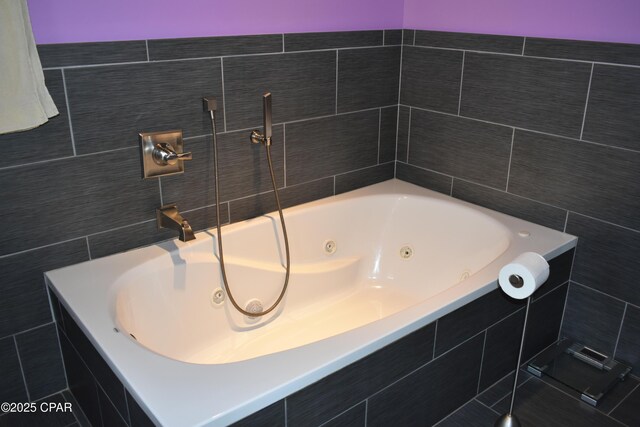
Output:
[
  {"xmin": 51, "ymin": 251, "xmax": 572, "ymax": 426},
  {"xmin": 398, "ymin": 30, "xmax": 640, "ymax": 374},
  {"xmin": 0, "ymin": 30, "xmax": 399, "ymax": 411},
  {"xmin": 1, "ymin": 27, "xmax": 639, "ymax": 426}
]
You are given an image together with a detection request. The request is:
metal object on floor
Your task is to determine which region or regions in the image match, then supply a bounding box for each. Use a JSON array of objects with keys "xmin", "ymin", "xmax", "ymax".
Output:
[
  {"xmin": 495, "ymin": 296, "xmax": 531, "ymax": 427},
  {"xmin": 527, "ymin": 338, "xmax": 632, "ymax": 406}
]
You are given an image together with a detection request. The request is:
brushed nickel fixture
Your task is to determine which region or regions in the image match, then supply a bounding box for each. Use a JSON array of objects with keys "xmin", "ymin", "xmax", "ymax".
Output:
[
  {"xmin": 140, "ymin": 130, "xmax": 192, "ymax": 178},
  {"xmin": 156, "ymin": 203, "xmax": 195, "ymax": 242},
  {"xmin": 249, "ymin": 93, "xmax": 272, "ymax": 146}
]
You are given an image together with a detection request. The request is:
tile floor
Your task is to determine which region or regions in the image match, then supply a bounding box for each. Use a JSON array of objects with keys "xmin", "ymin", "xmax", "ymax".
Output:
[
  {"xmin": 437, "ymin": 370, "xmax": 639, "ymax": 427},
  {"xmin": 3, "ymin": 371, "xmax": 637, "ymax": 426}
]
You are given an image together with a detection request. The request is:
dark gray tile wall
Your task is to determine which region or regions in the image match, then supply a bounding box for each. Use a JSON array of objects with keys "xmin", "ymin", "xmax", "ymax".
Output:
[
  {"xmin": 561, "ymin": 283, "xmax": 626, "ymax": 357},
  {"xmin": 147, "ymin": 34, "xmax": 283, "ymax": 60},
  {"xmin": 582, "ymin": 65, "xmax": 640, "ymax": 151},
  {"xmin": 1, "ymin": 30, "xmax": 400, "ymax": 410},
  {"xmin": 399, "ymin": 30, "xmax": 640, "ymax": 374},
  {"xmin": 460, "ymin": 53, "xmax": 592, "ymax": 138},
  {"xmin": 284, "ymin": 31, "xmax": 383, "ymax": 51},
  {"xmin": 400, "ymin": 46, "xmax": 463, "ymax": 114},
  {"xmin": 524, "ymin": 37, "xmax": 640, "ymax": 66},
  {"xmin": 38, "ymin": 41, "xmax": 147, "ymax": 67},
  {"xmin": 14, "ymin": 323, "xmax": 66, "ymax": 400},
  {"xmin": 414, "ymin": 30, "xmax": 524, "ymax": 54},
  {"xmin": 337, "ymin": 46, "xmax": 400, "ymax": 112},
  {"xmin": 383, "ymin": 30, "xmax": 402, "ymax": 46},
  {"xmin": 5, "ymin": 27, "xmax": 637, "ymax": 424},
  {"xmin": 223, "ymin": 51, "xmax": 336, "ymax": 131},
  {"xmin": 285, "ymin": 110, "xmax": 380, "ymax": 185},
  {"xmin": 406, "ymin": 109, "xmax": 512, "ymax": 189}
]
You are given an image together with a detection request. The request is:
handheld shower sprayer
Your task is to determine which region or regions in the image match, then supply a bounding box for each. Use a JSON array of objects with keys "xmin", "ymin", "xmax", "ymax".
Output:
[
  {"xmin": 204, "ymin": 92, "xmax": 290, "ymax": 319},
  {"xmin": 250, "ymin": 93, "xmax": 272, "ymax": 146}
]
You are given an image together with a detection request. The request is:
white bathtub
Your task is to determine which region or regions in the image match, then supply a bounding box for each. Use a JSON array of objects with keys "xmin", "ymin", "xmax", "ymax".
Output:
[{"xmin": 46, "ymin": 179, "xmax": 576, "ymax": 426}]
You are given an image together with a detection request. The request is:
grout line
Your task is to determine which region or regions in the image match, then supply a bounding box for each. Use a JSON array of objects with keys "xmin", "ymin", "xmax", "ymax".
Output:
[
  {"xmin": 405, "ymin": 43, "xmax": 637, "ymax": 68},
  {"xmin": 521, "ymin": 37, "xmax": 526, "ymax": 55},
  {"xmin": 571, "ymin": 280, "xmax": 637, "ymax": 307},
  {"xmin": 145, "ymin": 40, "xmax": 150, "ymax": 61},
  {"xmin": 476, "ymin": 398, "xmax": 500, "ymax": 415},
  {"xmin": 16, "ymin": 92, "xmax": 640, "ymax": 175},
  {"xmin": 477, "ymin": 331, "xmax": 488, "ymax": 395},
  {"xmin": 505, "ymin": 127, "xmax": 515, "ymax": 191},
  {"xmin": 534, "ymin": 377, "xmax": 629, "ymax": 426},
  {"xmin": 124, "ymin": 389, "xmax": 134, "ymax": 426},
  {"xmin": 382, "ymin": 29, "xmax": 386, "ymax": 45},
  {"xmin": 333, "ymin": 161, "xmax": 395, "ymax": 179},
  {"xmin": 226, "ymin": 203, "xmax": 231, "ymax": 225},
  {"xmin": 283, "ymin": 123, "xmax": 287, "ymax": 187},
  {"xmin": 318, "ymin": 401, "xmax": 366, "ymax": 426},
  {"xmin": 432, "ymin": 320, "xmax": 438, "ymax": 360},
  {"xmin": 2, "ymin": 321, "xmax": 57, "ymax": 342},
  {"xmin": 608, "ymin": 382, "xmax": 640, "ymax": 416},
  {"xmin": 490, "ymin": 373, "xmax": 534, "ymax": 409},
  {"xmin": 0, "ymin": 145, "xmax": 137, "ymax": 172},
  {"xmin": 412, "ymin": 30, "xmax": 416, "ymax": 46},
  {"xmin": 60, "ymin": 69, "xmax": 77, "ymax": 156},
  {"xmin": 281, "ymin": 34, "xmax": 285, "ymax": 53},
  {"xmin": 57, "ymin": 326, "xmax": 127, "ymax": 424},
  {"xmin": 372, "ymin": 328, "xmax": 488, "ymax": 403},
  {"xmin": 563, "ymin": 210, "xmax": 570, "ymax": 232},
  {"xmin": 612, "ymin": 303, "xmax": 628, "ymax": 356},
  {"xmin": 85, "ymin": 236, "xmax": 92, "ymax": 260},
  {"xmin": 335, "ymin": 50, "xmax": 339, "ymax": 114},
  {"xmin": 220, "ymin": 58, "xmax": 227, "ymax": 133},
  {"xmin": 558, "ymin": 281, "xmax": 571, "ymax": 342},
  {"xmin": 53, "ymin": 323, "xmax": 71, "ymax": 394},
  {"xmin": 39, "ymin": 44, "xmax": 640, "ymax": 71},
  {"xmin": 457, "ymin": 51, "xmax": 465, "ymax": 115},
  {"xmin": 0, "ymin": 236, "xmax": 88, "ymax": 261},
  {"xmin": 332, "ymin": 176, "xmax": 336, "ymax": 195},
  {"xmin": 449, "ymin": 177, "xmax": 454, "ymax": 196},
  {"xmin": 564, "ymin": 211, "xmax": 640, "ymax": 234},
  {"xmin": 580, "ymin": 63, "xmax": 595, "ymax": 140},
  {"xmin": 394, "ymin": 107, "xmax": 401, "ymax": 163},
  {"xmin": 399, "ymin": 102, "xmax": 640, "ymax": 154},
  {"xmin": 447, "ymin": 174, "xmax": 567, "ymax": 213},
  {"xmin": 406, "ymin": 108, "xmax": 412, "ymax": 162},
  {"xmin": 364, "ymin": 399, "xmax": 368, "ymax": 426},
  {"xmin": 377, "ymin": 108, "xmax": 382, "ymax": 164},
  {"xmin": 13, "ymin": 335, "xmax": 32, "ymax": 401}
]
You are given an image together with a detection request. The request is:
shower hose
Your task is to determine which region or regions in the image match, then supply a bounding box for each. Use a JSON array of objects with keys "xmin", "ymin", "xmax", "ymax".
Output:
[{"xmin": 206, "ymin": 109, "xmax": 291, "ymax": 318}]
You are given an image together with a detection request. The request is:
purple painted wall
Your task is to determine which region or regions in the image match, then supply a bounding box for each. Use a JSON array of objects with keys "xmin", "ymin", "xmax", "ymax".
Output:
[
  {"xmin": 26, "ymin": 0, "xmax": 404, "ymax": 44},
  {"xmin": 27, "ymin": 0, "xmax": 640, "ymax": 45},
  {"xmin": 404, "ymin": 0, "xmax": 640, "ymax": 44}
]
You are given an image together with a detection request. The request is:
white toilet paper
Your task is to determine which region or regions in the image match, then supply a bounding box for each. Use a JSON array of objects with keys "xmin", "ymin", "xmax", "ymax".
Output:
[{"xmin": 498, "ymin": 252, "xmax": 550, "ymax": 299}]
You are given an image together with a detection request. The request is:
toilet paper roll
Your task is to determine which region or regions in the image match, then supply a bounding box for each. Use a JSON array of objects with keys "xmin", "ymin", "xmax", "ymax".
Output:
[{"xmin": 498, "ymin": 252, "xmax": 550, "ymax": 299}]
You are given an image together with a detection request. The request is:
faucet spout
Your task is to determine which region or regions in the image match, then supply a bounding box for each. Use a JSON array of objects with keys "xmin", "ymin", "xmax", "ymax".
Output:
[{"xmin": 156, "ymin": 204, "xmax": 195, "ymax": 242}]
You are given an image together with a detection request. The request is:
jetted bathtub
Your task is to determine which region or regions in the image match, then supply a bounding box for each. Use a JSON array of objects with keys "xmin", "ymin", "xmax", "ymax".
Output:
[{"xmin": 46, "ymin": 179, "xmax": 576, "ymax": 426}]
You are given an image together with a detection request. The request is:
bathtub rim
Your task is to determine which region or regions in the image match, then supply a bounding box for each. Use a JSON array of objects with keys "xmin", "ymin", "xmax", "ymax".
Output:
[{"xmin": 46, "ymin": 178, "xmax": 577, "ymax": 427}]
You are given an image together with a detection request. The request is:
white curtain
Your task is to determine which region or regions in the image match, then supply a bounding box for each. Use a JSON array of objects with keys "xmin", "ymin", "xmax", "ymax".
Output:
[{"xmin": 0, "ymin": 0, "xmax": 59, "ymax": 134}]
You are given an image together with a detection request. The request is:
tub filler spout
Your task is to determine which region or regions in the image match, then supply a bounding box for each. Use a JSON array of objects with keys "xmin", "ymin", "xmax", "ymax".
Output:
[{"xmin": 156, "ymin": 204, "xmax": 195, "ymax": 242}]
